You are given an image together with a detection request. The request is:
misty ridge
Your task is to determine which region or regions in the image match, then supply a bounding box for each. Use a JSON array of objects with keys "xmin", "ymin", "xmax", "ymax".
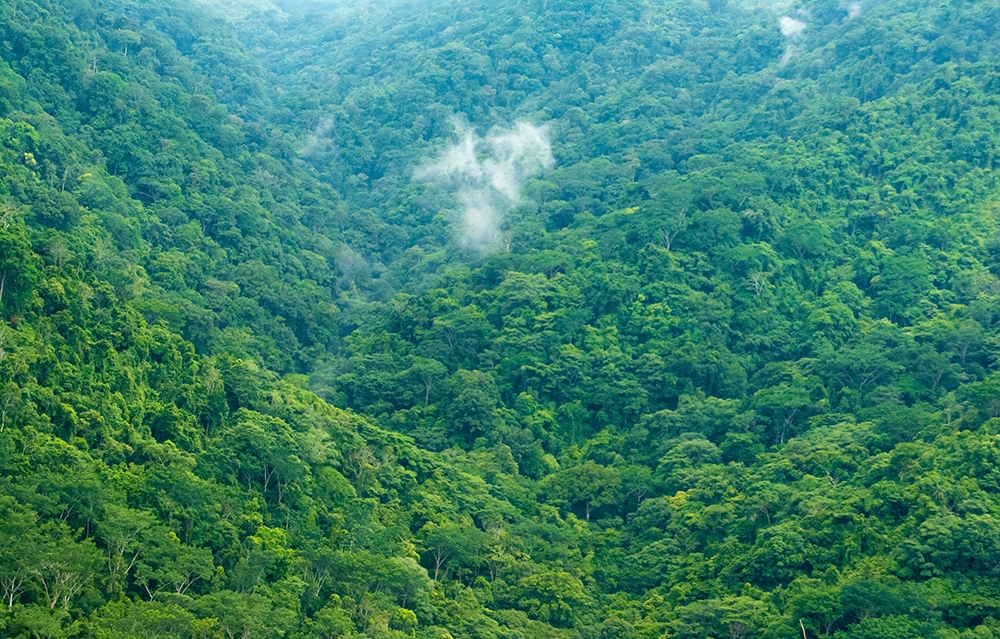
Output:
[
  {"xmin": 414, "ymin": 120, "xmax": 554, "ymax": 251},
  {"xmin": 197, "ymin": 0, "xmax": 448, "ymax": 24}
]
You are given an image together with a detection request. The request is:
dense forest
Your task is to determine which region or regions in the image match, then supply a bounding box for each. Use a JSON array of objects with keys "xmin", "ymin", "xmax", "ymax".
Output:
[{"xmin": 6, "ymin": 0, "xmax": 1000, "ymax": 636}]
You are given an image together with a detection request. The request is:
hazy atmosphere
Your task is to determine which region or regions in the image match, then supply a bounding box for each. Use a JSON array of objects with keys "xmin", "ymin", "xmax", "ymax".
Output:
[{"xmin": 4, "ymin": 0, "xmax": 1000, "ymax": 638}]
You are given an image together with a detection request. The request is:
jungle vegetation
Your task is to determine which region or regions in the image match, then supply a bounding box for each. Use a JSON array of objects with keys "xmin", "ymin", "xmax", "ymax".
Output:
[{"xmin": 5, "ymin": 0, "xmax": 1000, "ymax": 637}]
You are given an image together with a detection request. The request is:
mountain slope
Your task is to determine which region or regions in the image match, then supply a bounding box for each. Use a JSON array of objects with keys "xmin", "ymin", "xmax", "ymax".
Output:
[{"xmin": 6, "ymin": 0, "xmax": 1000, "ymax": 638}]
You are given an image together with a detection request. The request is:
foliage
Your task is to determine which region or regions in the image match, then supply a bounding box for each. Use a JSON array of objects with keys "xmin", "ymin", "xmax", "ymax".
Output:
[{"xmin": 5, "ymin": 0, "xmax": 1000, "ymax": 637}]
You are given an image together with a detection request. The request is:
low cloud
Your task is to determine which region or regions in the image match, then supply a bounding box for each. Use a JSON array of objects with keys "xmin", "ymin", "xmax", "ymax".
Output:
[
  {"xmin": 299, "ymin": 118, "xmax": 335, "ymax": 158},
  {"xmin": 779, "ymin": 16, "xmax": 807, "ymax": 39},
  {"xmin": 846, "ymin": 2, "xmax": 862, "ymax": 19},
  {"xmin": 779, "ymin": 15, "xmax": 807, "ymax": 63},
  {"xmin": 335, "ymin": 245, "xmax": 368, "ymax": 286},
  {"xmin": 415, "ymin": 120, "xmax": 554, "ymax": 251}
]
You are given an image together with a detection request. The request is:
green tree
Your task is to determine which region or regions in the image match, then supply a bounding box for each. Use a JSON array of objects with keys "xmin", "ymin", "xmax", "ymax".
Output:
[
  {"xmin": 418, "ymin": 521, "xmax": 482, "ymax": 581},
  {"xmin": 541, "ymin": 462, "xmax": 622, "ymax": 520},
  {"xmin": 0, "ymin": 219, "xmax": 40, "ymax": 317},
  {"xmin": 444, "ymin": 370, "xmax": 499, "ymax": 444},
  {"xmin": 514, "ymin": 569, "xmax": 590, "ymax": 628}
]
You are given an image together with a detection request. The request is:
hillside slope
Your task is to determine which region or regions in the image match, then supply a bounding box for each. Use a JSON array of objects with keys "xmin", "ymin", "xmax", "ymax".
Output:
[{"xmin": 5, "ymin": 0, "xmax": 1000, "ymax": 638}]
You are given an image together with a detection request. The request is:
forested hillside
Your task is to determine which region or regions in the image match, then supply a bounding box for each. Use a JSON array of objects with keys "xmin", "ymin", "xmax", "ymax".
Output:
[{"xmin": 6, "ymin": 0, "xmax": 1000, "ymax": 637}]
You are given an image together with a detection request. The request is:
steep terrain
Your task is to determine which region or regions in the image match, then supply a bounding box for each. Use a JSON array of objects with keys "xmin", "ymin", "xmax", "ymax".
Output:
[{"xmin": 6, "ymin": 0, "xmax": 1000, "ymax": 638}]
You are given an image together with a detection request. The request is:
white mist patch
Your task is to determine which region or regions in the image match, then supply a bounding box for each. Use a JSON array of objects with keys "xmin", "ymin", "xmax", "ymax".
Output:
[
  {"xmin": 300, "ymin": 118, "xmax": 335, "ymax": 158},
  {"xmin": 779, "ymin": 16, "xmax": 807, "ymax": 64},
  {"xmin": 415, "ymin": 121, "xmax": 554, "ymax": 251},
  {"xmin": 846, "ymin": 2, "xmax": 862, "ymax": 19},
  {"xmin": 335, "ymin": 245, "xmax": 367, "ymax": 286},
  {"xmin": 779, "ymin": 16, "xmax": 807, "ymax": 39}
]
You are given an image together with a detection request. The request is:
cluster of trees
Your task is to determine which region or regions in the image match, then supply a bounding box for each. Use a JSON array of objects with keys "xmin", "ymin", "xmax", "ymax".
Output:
[{"xmin": 5, "ymin": 0, "xmax": 1000, "ymax": 637}]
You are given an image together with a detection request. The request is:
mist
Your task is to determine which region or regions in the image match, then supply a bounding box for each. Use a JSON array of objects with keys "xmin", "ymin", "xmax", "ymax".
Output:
[
  {"xmin": 779, "ymin": 16, "xmax": 806, "ymax": 39},
  {"xmin": 415, "ymin": 120, "xmax": 555, "ymax": 251},
  {"xmin": 300, "ymin": 118, "xmax": 336, "ymax": 158},
  {"xmin": 779, "ymin": 15, "xmax": 807, "ymax": 63}
]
